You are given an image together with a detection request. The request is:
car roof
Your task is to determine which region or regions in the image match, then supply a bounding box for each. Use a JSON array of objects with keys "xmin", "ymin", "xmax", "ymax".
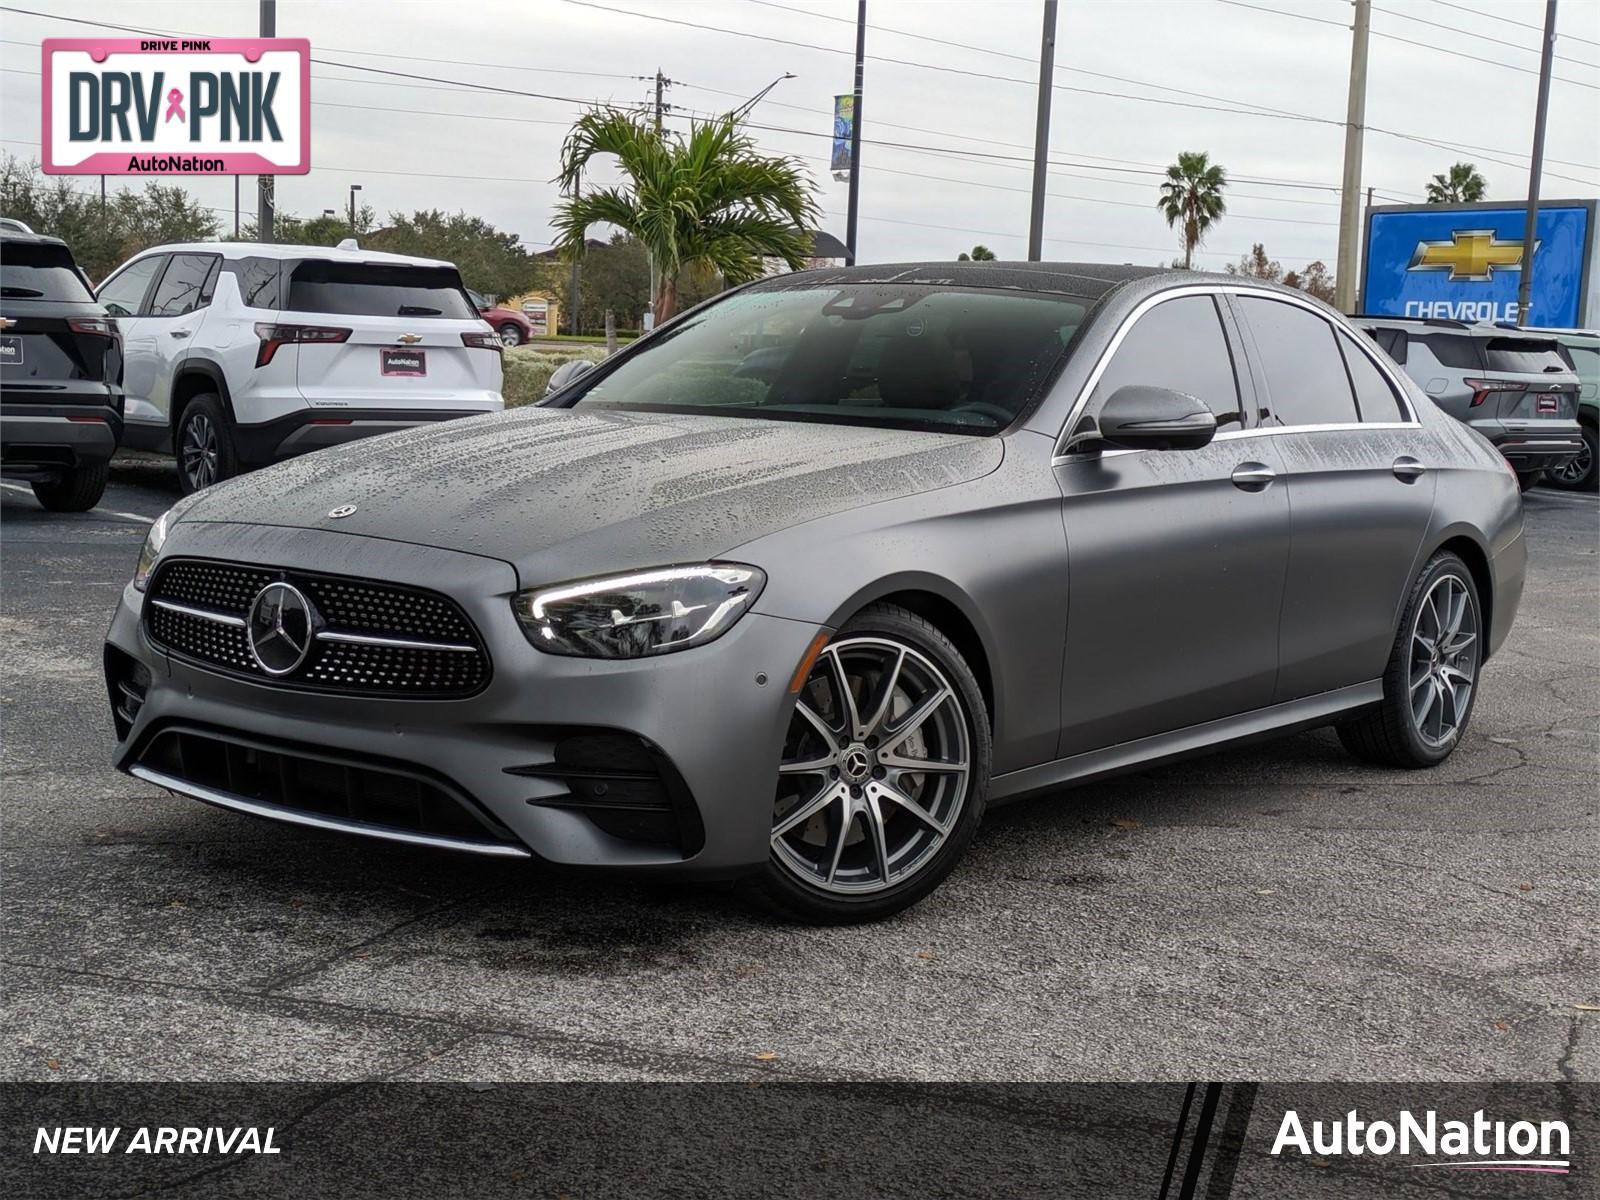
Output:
[
  {"xmin": 0, "ymin": 228, "xmax": 70, "ymax": 250},
  {"xmin": 764, "ymin": 260, "xmax": 1174, "ymax": 301},
  {"xmin": 1354, "ymin": 316, "xmax": 1564, "ymax": 341},
  {"xmin": 127, "ymin": 241, "xmax": 457, "ymax": 269}
]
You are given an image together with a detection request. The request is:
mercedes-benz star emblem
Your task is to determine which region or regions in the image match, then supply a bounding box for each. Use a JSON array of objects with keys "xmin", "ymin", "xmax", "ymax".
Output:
[
  {"xmin": 246, "ymin": 582, "xmax": 321, "ymax": 676},
  {"xmin": 328, "ymin": 504, "xmax": 358, "ymax": 519}
]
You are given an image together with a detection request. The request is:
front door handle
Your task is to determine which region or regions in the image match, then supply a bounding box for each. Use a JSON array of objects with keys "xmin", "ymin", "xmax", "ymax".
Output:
[
  {"xmin": 1392, "ymin": 456, "xmax": 1426, "ymax": 483},
  {"xmin": 1231, "ymin": 462, "xmax": 1276, "ymax": 491}
]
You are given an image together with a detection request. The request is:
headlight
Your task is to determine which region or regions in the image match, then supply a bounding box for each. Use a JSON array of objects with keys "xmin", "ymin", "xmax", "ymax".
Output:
[
  {"xmin": 133, "ymin": 495, "xmax": 200, "ymax": 591},
  {"xmin": 512, "ymin": 564, "xmax": 765, "ymax": 658}
]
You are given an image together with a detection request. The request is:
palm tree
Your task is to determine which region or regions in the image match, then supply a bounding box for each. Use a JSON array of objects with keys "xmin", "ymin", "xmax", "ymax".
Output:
[
  {"xmin": 1157, "ymin": 151, "xmax": 1227, "ymax": 270},
  {"xmin": 957, "ymin": 244, "xmax": 996, "ymax": 261},
  {"xmin": 1425, "ymin": 162, "xmax": 1487, "ymax": 204},
  {"xmin": 554, "ymin": 109, "xmax": 818, "ymax": 323}
]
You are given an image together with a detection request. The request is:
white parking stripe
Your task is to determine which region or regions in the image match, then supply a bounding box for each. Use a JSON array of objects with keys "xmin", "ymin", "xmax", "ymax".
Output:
[{"xmin": 0, "ymin": 481, "xmax": 155, "ymax": 524}]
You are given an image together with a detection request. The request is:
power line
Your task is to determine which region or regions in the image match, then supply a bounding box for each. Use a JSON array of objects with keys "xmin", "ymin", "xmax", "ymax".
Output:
[
  {"xmin": 1372, "ymin": 3, "xmax": 1600, "ymax": 71},
  {"xmin": 1429, "ymin": 0, "xmax": 1600, "ymax": 50},
  {"xmin": 1213, "ymin": 0, "xmax": 1350, "ymax": 30}
]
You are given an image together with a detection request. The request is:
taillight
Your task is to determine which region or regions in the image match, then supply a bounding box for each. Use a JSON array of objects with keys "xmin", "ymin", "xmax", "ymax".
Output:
[
  {"xmin": 1463, "ymin": 378, "xmax": 1524, "ymax": 407},
  {"xmin": 66, "ymin": 317, "xmax": 114, "ymax": 337},
  {"xmin": 253, "ymin": 322, "xmax": 351, "ymax": 368},
  {"xmin": 461, "ymin": 331, "xmax": 503, "ymax": 351}
]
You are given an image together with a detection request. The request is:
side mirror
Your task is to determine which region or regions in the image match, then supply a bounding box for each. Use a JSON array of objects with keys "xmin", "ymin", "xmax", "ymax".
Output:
[
  {"xmin": 1095, "ymin": 385, "xmax": 1217, "ymax": 451},
  {"xmin": 545, "ymin": 359, "xmax": 596, "ymax": 397}
]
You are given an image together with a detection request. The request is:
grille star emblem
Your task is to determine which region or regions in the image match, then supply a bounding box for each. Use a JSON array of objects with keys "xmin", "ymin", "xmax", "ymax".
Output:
[{"xmin": 246, "ymin": 582, "xmax": 321, "ymax": 676}]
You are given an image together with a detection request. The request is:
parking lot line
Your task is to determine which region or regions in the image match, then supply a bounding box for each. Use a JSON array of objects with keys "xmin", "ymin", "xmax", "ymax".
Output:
[{"xmin": 0, "ymin": 481, "xmax": 155, "ymax": 524}]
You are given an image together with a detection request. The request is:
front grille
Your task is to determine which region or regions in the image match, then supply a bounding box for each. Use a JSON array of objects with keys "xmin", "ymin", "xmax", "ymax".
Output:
[
  {"xmin": 508, "ymin": 729, "xmax": 704, "ymax": 855},
  {"xmin": 136, "ymin": 726, "xmax": 519, "ymax": 849},
  {"xmin": 145, "ymin": 559, "xmax": 490, "ymax": 698}
]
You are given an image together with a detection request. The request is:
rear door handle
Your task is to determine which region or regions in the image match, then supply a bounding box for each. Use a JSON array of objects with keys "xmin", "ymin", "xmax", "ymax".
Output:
[
  {"xmin": 1231, "ymin": 462, "xmax": 1275, "ymax": 491},
  {"xmin": 168, "ymin": 329, "xmax": 191, "ymax": 339},
  {"xmin": 1392, "ymin": 456, "xmax": 1426, "ymax": 483}
]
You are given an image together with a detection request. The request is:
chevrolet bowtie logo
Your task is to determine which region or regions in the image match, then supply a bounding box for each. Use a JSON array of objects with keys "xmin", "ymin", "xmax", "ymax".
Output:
[
  {"xmin": 1407, "ymin": 229, "xmax": 1534, "ymax": 282},
  {"xmin": 397, "ymin": 333, "xmax": 423, "ymax": 344}
]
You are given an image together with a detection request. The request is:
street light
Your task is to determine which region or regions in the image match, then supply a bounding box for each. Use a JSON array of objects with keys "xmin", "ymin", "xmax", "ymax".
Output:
[
  {"xmin": 731, "ymin": 73, "xmax": 795, "ymax": 119},
  {"xmin": 348, "ymin": 183, "xmax": 362, "ymax": 232}
]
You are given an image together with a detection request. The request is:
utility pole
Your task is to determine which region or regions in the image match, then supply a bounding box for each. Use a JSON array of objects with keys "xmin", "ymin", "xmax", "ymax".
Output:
[
  {"xmin": 257, "ymin": 0, "xmax": 275, "ymax": 243},
  {"xmin": 233, "ymin": 176, "xmax": 240, "ymax": 237},
  {"xmin": 1333, "ymin": 0, "xmax": 1370, "ymax": 314},
  {"xmin": 844, "ymin": 0, "xmax": 865, "ymax": 265},
  {"xmin": 99, "ymin": 175, "xmax": 106, "ymax": 218},
  {"xmin": 647, "ymin": 69, "xmax": 670, "ymax": 324},
  {"xmin": 348, "ymin": 183, "xmax": 362, "ymax": 233},
  {"xmin": 1517, "ymin": 0, "xmax": 1558, "ymax": 328},
  {"xmin": 1028, "ymin": 0, "xmax": 1058, "ymax": 262}
]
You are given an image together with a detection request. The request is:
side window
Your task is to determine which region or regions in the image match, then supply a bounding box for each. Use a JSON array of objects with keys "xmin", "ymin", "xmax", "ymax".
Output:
[
  {"xmin": 148, "ymin": 254, "xmax": 220, "ymax": 317},
  {"xmin": 1368, "ymin": 327, "xmax": 1407, "ymax": 365},
  {"xmin": 1089, "ymin": 295, "xmax": 1244, "ymax": 432},
  {"xmin": 97, "ymin": 255, "xmax": 165, "ymax": 317},
  {"xmin": 224, "ymin": 256, "xmax": 282, "ymax": 309},
  {"xmin": 1238, "ymin": 297, "xmax": 1359, "ymax": 426},
  {"xmin": 1338, "ymin": 333, "xmax": 1407, "ymax": 422},
  {"xmin": 1418, "ymin": 333, "xmax": 1481, "ymax": 370}
]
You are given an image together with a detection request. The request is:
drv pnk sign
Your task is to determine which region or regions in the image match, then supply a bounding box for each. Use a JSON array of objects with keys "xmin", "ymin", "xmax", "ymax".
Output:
[{"xmin": 42, "ymin": 38, "xmax": 309, "ymax": 175}]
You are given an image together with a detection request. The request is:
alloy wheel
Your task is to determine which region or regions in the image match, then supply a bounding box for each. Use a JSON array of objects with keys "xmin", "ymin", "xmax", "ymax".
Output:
[
  {"xmin": 1550, "ymin": 438, "xmax": 1592, "ymax": 486},
  {"xmin": 500, "ymin": 325, "xmax": 522, "ymax": 346},
  {"xmin": 1409, "ymin": 574, "xmax": 1477, "ymax": 747},
  {"xmin": 771, "ymin": 637, "xmax": 971, "ymax": 895},
  {"xmin": 181, "ymin": 412, "xmax": 218, "ymax": 490}
]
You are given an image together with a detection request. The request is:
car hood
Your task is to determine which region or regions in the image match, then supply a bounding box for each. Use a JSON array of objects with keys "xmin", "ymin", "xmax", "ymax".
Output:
[{"xmin": 178, "ymin": 405, "xmax": 1004, "ymax": 585}]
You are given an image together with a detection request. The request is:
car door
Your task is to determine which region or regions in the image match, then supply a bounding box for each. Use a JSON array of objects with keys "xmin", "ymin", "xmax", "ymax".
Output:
[
  {"xmin": 1053, "ymin": 291, "xmax": 1291, "ymax": 757},
  {"xmin": 142, "ymin": 253, "xmax": 221, "ymax": 420},
  {"xmin": 95, "ymin": 254, "xmax": 167, "ymax": 432},
  {"xmin": 1230, "ymin": 293, "xmax": 1437, "ymax": 703}
]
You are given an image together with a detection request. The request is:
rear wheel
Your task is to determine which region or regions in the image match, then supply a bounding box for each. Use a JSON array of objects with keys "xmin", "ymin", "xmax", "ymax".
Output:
[
  {"xmin": 176, "ymin": 395, "xmax": 238, "ymax": 494},
  {"xmin": 746, "ymin": 603, "xmax": 991, "ymax": 924},
  {"xmin": 498, "ymin": 323, "xmax": 523, "ymax": 347},
  {"xmin": 31, "ymin": 461, "xmax": 108, "ymax": 512},
  {"xmin": 1548, "ymin": 422, "xmax": 1597, "ymax": 492},
  {"xmin": 1338, "ymin": 551, "xmax": 1481, "ymax": 768}
]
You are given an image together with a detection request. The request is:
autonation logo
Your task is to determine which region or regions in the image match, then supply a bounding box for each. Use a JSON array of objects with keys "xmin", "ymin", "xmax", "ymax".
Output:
[{"xmin": 1272, "ymin": 1108, "xmax": 1571, "ymax": 1175}]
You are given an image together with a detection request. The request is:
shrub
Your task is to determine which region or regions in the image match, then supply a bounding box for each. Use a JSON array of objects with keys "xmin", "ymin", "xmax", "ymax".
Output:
[{"xmin": 500, "ymin": 345, "xmax": 608, "ymax": 407}]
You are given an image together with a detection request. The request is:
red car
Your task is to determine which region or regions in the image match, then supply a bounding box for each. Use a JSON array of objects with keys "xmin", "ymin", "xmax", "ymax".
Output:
[{"xmin": 468, "ymin": 290, "xmax": 535, "ymax": 346}]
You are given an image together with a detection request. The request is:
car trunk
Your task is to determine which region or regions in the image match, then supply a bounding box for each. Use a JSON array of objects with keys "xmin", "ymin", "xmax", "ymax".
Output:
[
  {"xmin": 284, "ymin": 259, "xmax": 499, "ymax": 409},
  {"xmin": 1472, "ymin": 337, "xmax": 1580, "ymax": 421},
  {"xmin": 1, "ymin": 242, "xmax": 117, "ymax": 399}
]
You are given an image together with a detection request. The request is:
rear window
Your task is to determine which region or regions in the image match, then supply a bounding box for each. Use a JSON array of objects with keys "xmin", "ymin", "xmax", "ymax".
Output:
[
  {"xmin": 1417, "ymin": 333, "xmax": 1482, "ymax": 370},
  {"xmin": 0, "ymin": 240, "xmax": 93, "ymax": 302},
  {"xmin": 1481, "ymin": 337, "xmax": 1574, "ymax": 375},
  {"xmin": 567, "ymin": 283, "xmax": 1090, "ymax": 434},
  {"xmin": 284, "ymin": 261, "xmax": 476, "ymax": 318}
]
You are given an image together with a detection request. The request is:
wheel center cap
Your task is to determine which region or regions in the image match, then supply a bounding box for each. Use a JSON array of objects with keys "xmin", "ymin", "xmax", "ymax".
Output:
[{"xmin": 840, "ymin": 744, "xmax": 873, "ymax": 783}]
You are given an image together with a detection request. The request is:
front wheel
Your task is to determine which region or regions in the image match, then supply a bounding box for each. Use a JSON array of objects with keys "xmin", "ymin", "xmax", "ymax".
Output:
[
  {"xmin": 1338, "ymin": 551, "xmax": 1481, "ymax": 768},
  {"xmin": 746, "ymin": 603, "xmax": 991, "ymax": 924},
  {"xmin": 31, "ymin": 461, "xmax": 109, "ymax": 512},
  {"xmin": 497, "ymin": 323, "xmax": 523, "ymax": 347},
  {"xmin": 1548, "ymin": 423, "xmax": 1597, "ymax": 492}
]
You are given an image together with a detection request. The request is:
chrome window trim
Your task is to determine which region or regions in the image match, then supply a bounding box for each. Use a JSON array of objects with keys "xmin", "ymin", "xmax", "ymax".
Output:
[{"xmin": 1051, "ymin": 284, "xmax": 1420, "ymax": 464}]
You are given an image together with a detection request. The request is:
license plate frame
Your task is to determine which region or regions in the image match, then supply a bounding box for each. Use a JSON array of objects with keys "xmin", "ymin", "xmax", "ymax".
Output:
[
  {"xmin": 380, "ymin": 347, "xmax": 426, "ymax": 377},
  {"xmin": 0, "ymin": 335, "xmax": 22, "ymax": 366},
  {"xmin": 1536, "ymin": 393, "xmax": 1559, "ymax": 415}
]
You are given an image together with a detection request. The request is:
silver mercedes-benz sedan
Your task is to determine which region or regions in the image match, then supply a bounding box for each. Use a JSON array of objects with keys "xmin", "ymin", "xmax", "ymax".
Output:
[{"xmin": 105, "ymin": 263, "xmax": 1526, "ymax": 922}]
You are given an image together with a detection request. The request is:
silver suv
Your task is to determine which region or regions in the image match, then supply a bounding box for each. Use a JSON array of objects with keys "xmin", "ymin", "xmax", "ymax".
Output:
[{"xmin": 1356, "ymin": 317, "xmax": 1583, "ymax": 490}]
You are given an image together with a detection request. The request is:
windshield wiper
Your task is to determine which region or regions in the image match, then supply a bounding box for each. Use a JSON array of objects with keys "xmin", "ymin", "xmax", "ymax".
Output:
[{"xmin": 397, "ymin": 305, "xmax": 441, "ymax": 316}]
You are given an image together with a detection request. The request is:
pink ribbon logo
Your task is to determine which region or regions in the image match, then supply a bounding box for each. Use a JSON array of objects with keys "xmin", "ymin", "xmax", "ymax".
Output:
[{"xmin": 164, "ymin": 88, "xmax": 185, "ymax": 123}]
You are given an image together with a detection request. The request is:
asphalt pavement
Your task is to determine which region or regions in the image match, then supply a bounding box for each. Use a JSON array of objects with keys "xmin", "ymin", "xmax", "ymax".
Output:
[{"xmin": 1, "ymin": 453, "xmax": 1595, "ymax": 1083}]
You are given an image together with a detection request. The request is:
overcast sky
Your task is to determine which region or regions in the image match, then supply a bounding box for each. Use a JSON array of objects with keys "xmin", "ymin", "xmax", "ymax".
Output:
[{"xmin": 3, "ymin": 0, "xmax": 1598, "ymax": 274}]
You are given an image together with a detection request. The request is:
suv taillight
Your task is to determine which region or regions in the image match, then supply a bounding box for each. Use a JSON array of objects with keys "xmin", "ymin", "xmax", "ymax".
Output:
[
  {"xmin": 66, "ymin": 317, "xmax": 114, "ymax": 337},
  {"xmin": 253, "ymin": 322, "xmax": 351, "ymax": 367},
  {"xmin": 1463, "ymin": 378, "xmax": 1524, "ymax": 407},
  {"xmin": 461, "ymin": 331, "xmax": 503, "ymax": 351}
]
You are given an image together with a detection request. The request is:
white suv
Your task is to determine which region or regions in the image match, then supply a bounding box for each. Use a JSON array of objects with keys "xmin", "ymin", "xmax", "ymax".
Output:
[{"xmin": 96, "ymin": 242, "xmax": 504, "ymax": 492}]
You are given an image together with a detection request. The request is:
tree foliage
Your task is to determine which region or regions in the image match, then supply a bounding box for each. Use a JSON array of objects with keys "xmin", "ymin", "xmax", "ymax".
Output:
[
  {"xmin": 957, "ymin": 244, "xmax": 996, "ymax": 261},
  {"xmin": 367, "ymin": 209, "xmax": 548, "ymax": 300},
  {"xmin": 1425, "ymin": 162, "xmax": 1487, "ymax": 204},
  {"xmin": 569, "ymin": 233, "xmax": 720, "ymax": 332},
  {"xmin": 1, "ymin": 154, "xmax": 218, "ymax": 281},
  {"xmin": 554, "ymin": 108, "xmax": 818, "ymax": 321},
  {"xmin": 1157, "ymin": 151, "xmax": 1227, "ymax": 270},
  {"xmin": 1227, "ymin": 242, "xmax": 1337, "ymax": 304}
]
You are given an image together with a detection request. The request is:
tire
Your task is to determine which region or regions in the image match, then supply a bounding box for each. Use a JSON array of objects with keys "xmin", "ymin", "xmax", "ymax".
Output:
[
  {"xmin": 1547, "ymin": 421, "xmax": 1597, "ymax": 492},
  {"xmin": 30, "ymin": 460, "xmax": 108, "ymax": 512},
  {"xmin": 175, "ymin": 394, "xmax": 239, "ymax": 494},
  {"xmin": 1337, "ymin": 551, "xmax": 1482, "ymax": 769},
  {"xmin": 1516, "ymin": 469, "xmax": 1542, "ymax": 492},
  {"xmin": 744, "ymin": 603, "xmax": 992, "ymax": 924},
  {"xmin": 498, "ymin": 323, "xmax": 523, "ymax": 347}
]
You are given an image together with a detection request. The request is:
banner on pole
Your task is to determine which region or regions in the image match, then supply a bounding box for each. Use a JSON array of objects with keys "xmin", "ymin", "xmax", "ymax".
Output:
[{"xmin": 830, "ymin": 94, "xmax": 854, "ymax": 177}]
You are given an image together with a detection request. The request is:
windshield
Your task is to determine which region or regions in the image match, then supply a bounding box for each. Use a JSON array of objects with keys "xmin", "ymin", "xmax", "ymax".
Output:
[
  {"xmin": 284, "ymin": 261, "xmax": 476, "ymax": 318},
  {"xmin": 1, "ymin": 241, "xmax": 93, "ymax": 301},
  {"xmin": 567, "ymin": 283, "xmax": 1090, "ymax": 434}
]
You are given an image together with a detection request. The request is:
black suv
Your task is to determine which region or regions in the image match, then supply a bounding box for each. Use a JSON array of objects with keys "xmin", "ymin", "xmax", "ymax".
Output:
[{"xmin": 1, "ymin": 227, "xmax": 124, "ymax": 511}]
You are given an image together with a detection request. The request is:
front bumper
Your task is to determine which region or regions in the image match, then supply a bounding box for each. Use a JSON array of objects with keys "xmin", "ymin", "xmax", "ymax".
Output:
[{"xmin": 104, "ymin": 523, "xmax": 820, "ymax": 877}]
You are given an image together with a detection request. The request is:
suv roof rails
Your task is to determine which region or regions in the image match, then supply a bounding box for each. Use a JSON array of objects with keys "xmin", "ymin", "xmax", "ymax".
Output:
[
  {"xmin": 1349, "ymin": 314, "xmax": 1475, "ymax": 329},
  {"xmin": 0, "ymin": 216, "xmax": 36, "ymax": 235}
]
